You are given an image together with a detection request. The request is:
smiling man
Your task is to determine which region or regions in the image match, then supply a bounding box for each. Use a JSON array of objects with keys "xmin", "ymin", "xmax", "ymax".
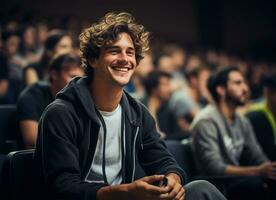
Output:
[{"xmin": 34, "ymin": 12, "xmax": 226, "ymax": 200}]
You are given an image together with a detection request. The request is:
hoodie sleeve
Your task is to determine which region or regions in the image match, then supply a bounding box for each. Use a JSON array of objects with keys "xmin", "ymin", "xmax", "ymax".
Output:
[
  {"xmin": 192, "ymin": 119, "xmax": 228, "ymax": 176},
  {"xmin": 35, "ymin": 102, "xmax": 106, "ymax": 200},
  {"xmin": 138, "ymin": 105, "xmax": 187, "ymax": 185}
]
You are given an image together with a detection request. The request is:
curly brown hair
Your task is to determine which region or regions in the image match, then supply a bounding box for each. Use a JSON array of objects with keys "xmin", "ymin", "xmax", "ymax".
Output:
[{"xmin": 79, "ymin": 12, "xmax": 150, "ymax": 75}]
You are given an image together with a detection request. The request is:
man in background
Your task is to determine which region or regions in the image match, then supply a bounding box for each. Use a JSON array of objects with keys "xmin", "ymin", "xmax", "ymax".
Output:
[
  {"xmin": 192, "ymin": 67, "xmax": 276, "ymax": 199},
  {"xmin": 17, "ymin": 52, "xmax": 84, "ymax": 149}
]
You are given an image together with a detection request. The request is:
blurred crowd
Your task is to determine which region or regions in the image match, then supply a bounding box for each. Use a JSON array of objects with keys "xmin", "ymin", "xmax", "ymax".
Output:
[
  {"xmin": 1, "ymin": 17, "xmax": 276, "ymax": 139},
  {"xmin": 0, "ymin": 14, "xmax": 276, "ymax": 200}
]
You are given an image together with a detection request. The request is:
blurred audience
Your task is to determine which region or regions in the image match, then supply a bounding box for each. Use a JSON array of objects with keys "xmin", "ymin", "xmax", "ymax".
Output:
[
  {"xmin": 17, "ymin": 53, "xmax": 84, "ymax": 149},
  {"xmin": 0, "ymin": 17, "xmax": 276, "ymax": 199},
  {"xmin": 24, "ymin": 29, "xmax": 73, "ymax": 86},
  {"xmin": 0, "ymin": 51, "xmax": 23, "ymax": 104},
  {"xmin": 142, "ymin": 70, "xmax": 178, "ymax": 139}
]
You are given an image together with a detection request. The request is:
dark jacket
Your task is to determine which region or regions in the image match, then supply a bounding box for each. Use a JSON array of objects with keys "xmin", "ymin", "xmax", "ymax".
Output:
[{"xmin": 34, "ymin": 76, "xmax": 186, "ymax": 200}]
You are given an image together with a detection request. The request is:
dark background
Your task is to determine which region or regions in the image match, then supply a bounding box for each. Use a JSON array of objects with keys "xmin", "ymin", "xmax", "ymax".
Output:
[{"xmin": 1, "ymin": 0, "xmax": 275, "ymax": 60}]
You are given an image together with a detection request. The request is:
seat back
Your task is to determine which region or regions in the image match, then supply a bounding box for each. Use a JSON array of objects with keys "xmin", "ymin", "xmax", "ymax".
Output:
[
  {"xmin": 0, "ymin": 105, "xmax": 21, "ymax": 154},
  {"xmin": 2, "ymin": 149, "xmax": 36, "ymax": 200},
  {"xmin": 165, "ymin": 139, "xmax": 196, "ymax": 182}
]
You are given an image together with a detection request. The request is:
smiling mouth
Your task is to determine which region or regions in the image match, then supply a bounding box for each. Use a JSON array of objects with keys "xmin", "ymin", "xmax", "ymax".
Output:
[{"xmin": 111, "ymin": 66, "xmax": 131, "ymax": 72}]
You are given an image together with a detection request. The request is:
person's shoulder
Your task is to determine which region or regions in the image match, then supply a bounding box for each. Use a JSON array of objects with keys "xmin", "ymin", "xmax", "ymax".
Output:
[
  {"xmin": 41, "ymin": 99, "xmax": 73, "ymax": 120},
  {"xmin": 192, "ymin": 105, "xmax": 219, "ymax": 125},
  {"xmin": 245, "ymin": 110, "xmax": 265, "ymax": 120},
  {"xmin": 19, "ymin": 82, "xmax": 49, "ymax": 99}
]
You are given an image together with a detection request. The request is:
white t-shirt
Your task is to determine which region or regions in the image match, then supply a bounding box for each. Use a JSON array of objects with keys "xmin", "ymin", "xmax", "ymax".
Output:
[{"xmin": 85, "ymin": 104, "xmax": 124, "ymax": 185}]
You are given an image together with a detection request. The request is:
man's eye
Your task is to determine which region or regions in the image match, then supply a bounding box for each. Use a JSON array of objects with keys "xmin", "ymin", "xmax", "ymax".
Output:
[
  {"xmin": 111, "ymin": 50, "xmax": 118, "ymax": 55},
  {"xmin": 127, "ymin": 51, "xmax": 134, "ymax": 56}
]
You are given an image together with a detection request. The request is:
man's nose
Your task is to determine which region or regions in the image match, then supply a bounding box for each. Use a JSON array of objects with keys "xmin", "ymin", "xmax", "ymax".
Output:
[
  {"xmin": 117, "ymin": 52, "xmax": 128, "ymax": 63},
  {"xmin": 243, "ymin": 83, "xmax": 249, "ymax": 93}
]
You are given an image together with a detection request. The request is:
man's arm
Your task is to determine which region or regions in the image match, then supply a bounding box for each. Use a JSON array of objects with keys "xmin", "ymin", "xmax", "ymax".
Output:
[
  {"xmin": 192, "ymin": 119, "xmax": 228, "ymax": 176},
  {"xmin": 225, "ymin": 162, "xmax": 276, "ymax": 180},
  {"xmin": 20, "ymin": 120, "xmax": 38, "ymax": 149},
  {"xmin": 225, "ymin": 165, "xmax": 260, "ymax": 176}
]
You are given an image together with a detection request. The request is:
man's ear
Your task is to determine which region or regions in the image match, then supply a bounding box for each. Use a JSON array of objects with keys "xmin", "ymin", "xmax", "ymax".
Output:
[
  {"xmin": 216, "ymin": 86, "xmax": 225, "ymax": 98},
  {"xmin": 50, "ymin": 70, "xmax": 58, "ymax": 82},
  {"xmin": 88, "ymin": 59, "xmax": 97, "ymax": 68}
]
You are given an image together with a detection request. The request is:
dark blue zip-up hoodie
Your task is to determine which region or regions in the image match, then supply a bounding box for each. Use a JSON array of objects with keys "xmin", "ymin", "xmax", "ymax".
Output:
[{"xmin": 34, "ymin": 76, "xmax": 186, "ymax": 200}]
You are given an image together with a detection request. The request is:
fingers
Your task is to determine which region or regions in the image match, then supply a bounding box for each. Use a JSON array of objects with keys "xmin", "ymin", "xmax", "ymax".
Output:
[
  {"xmin": 145, "ymin": 183, "xmax": 170, "ymax": 195},
  {"xmin": 140, "ymin": 175, "xmax": 165, "ymax": 184},
  {"xmin": 159, "ymin": 185, "xmax": 184, "ymax": 200},
  {"xmin": 174, "ymin": 187, "xmax": 185, "ymax": 200},
  {"xmin": 136, "ymin": 175, "xmax": 170, "ymax": 195},
  {"xmin": 267, "ymin": 169, "xmax": 276, "ymax": 180},
  {"xmin": 265, "ymin": 163, "xmax": 276, "ymax": 180},
  {"xmin": 159, "ymin": 180, "xmax": 183, "ymax": 200}
]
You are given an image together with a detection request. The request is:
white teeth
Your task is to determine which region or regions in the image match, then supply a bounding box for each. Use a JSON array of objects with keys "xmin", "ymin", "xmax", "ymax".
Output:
[{"xmin": 113, "ymin": 67, "xmax": 129, "ymax": 72}]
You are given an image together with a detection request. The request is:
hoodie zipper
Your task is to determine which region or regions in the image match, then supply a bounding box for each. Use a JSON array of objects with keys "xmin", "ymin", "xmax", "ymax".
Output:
[{"xmin": 132, "ymin": 126, "xmax": 140, "ymax": 182}]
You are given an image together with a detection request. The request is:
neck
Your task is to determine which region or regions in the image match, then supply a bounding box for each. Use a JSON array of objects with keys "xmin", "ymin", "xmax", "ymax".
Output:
[
  {"xmin": 90, "ymin": 77, "xmax": 123, "ymax": 112},
  {"xmin": 50, "ymin": 83, "xmax": 59, "ymax": 98},
  {"xmin": 218, "ymin": 100, "xmax": 236, "ymax": 123}
]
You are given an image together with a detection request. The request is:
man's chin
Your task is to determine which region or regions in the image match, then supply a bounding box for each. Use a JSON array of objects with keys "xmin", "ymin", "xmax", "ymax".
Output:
[
  {"xmin": 112, "ymin": 78, "xmax": 130, "ymax": 88},
  {"xmin": 236, "ymin": 100, "xmax": 247, "ymax": 107}
]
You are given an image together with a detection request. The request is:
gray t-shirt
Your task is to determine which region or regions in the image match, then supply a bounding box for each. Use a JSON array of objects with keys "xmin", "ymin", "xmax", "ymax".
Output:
[{"xmin": 192, "ymin": 104, "xmax": 268, "ymax": 176}]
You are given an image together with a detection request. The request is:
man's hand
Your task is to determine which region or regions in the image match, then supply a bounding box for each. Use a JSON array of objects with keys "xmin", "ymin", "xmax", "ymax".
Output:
[
  {"xmin": 96, "ymin": 174, "xmax": 185, "ymax": 200},
  {"xmin": 160, "ymin": 173, "xmax": 185, "ymax": 200},
  {"xmin": 128, "ymin": 175, "xmax": 170, "ymax": 200},
  {"xmin": 258, "ymin": 161, "xmax": 276, "ymax": 180}
]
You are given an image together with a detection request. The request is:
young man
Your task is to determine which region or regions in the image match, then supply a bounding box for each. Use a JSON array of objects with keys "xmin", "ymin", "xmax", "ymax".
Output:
[
  {"xmin": 192, "ymin": 67, "xmax": 276, "ymax": 199},
  {"xmin": 17, "ymin": 53, "xmax": 84, "ymax": 149},
  {"xmin": 34, "ymin": 12, "xmax": 226, "ymax": 200}
]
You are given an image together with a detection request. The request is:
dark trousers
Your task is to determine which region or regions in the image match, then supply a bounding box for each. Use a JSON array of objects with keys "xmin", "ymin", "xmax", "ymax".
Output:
[
  {"xmin": 185, "ymin": 180, "xmax": 227, "ymax": 200},
  {"xmin": 224, "ymin": 176, "xmax": 276, "ymax": 200}
]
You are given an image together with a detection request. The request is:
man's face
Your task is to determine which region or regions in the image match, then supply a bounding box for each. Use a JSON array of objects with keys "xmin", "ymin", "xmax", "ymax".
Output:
[
  {"xmin": 5, "ymin": 35, "xmax": 20, "ymax": 56},
  {"xmin": 91, "ymin": 32, "xmax": 137, "ymax": 87},
  {"xmin": 54, "ymin": 64, "xmax": 84, "ymax": 91},
  {"xmin": 156, "ymin": 76, "xmax": 173, "ymax": 102},
  {"xmin": 225, "ymin": 71, "xmax": 249, "ymax": 106}
]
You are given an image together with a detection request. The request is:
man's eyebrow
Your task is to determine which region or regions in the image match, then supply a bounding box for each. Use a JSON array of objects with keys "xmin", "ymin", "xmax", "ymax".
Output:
[{"xmin": 105, "ymin": 45, "xmax": 135, "ymax": 51}]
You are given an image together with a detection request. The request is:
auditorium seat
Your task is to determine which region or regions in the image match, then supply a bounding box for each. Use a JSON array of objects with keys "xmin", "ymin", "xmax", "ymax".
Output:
[
  {"xmin": 0, "ymin": 105, "xmax": 21, "ymax": 154},
  {"xmin": 1, "ymin": 149, "xmax": 36, "ymax": 200}
]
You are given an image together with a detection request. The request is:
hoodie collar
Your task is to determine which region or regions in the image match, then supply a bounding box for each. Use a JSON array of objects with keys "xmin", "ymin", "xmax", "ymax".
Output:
[
  {"xmin": 58, "ymin": 76, "xmax": 140, "ymax": 126},
  {"xmin": 120, "ymin": 92, "xmax": 140, "ymax": 126}
]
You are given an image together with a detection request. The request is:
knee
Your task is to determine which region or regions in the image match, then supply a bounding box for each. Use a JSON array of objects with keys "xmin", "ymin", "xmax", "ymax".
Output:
[
  {"xmin": 185, "ymin": 180, "xmax": 226, "ymax": 200},
  {"xmin": 186, "ymin": 180, "xmax": 216, "ymax": 191}
]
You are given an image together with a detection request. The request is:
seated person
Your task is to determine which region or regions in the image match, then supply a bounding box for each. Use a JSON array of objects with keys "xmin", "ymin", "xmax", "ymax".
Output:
[
  {"xmin": 34, "ymin": 12, "xmax": 226, "ymax": 200},
  {"xmin": 246, "ymin": 73, "xmax": 276, "ymax": 161},
  {"xmin": 17, "ymin": 53, "xmax": 84, "ymax": 149},
  {"xmin": 192, "ymin": 67, "xmax": 276, "ymax": 200},
  {"xmin": 142, "ymin": 70, "xmax": 183, "ymax": 140}
]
